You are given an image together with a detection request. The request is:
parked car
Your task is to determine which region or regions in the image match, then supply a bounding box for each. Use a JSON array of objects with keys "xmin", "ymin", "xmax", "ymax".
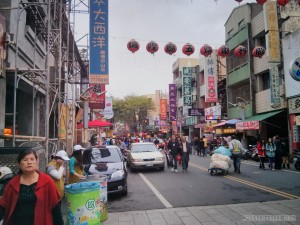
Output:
[
  {"xmin": 126, "ymin": 142, "xmax": 165, "ymax": 171},
  {"xmin": 82, "ymin": 145, "xmax": 128, "ymax": 196}
]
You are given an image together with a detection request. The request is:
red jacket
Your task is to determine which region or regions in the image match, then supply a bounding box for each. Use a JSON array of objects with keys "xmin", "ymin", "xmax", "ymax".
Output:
[
  {"xmin": 257, "ymin": 142, "xmax": 266, "ymax": 157},
  {"xmin": 0, "ymin": 171, "xmax": 60, "ymax": 225}
]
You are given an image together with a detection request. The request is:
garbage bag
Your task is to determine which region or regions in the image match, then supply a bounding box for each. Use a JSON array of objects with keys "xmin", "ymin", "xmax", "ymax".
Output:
[
  {"xmin": 211, "ymin": 153, "xmax": 231, "ymax": 165},
  {"xmin": 209, "ymin": 160, "xmax": 230, "ymax": 171},
  {"xmin": 214, "ymin": 146, "xmax": 231, "ymax": 157}
]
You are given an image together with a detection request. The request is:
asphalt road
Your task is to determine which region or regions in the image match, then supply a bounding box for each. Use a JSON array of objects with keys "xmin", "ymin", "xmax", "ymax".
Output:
[{"xmin": 107, "ymin": 154, "xmax": 300, "ymax": 213}]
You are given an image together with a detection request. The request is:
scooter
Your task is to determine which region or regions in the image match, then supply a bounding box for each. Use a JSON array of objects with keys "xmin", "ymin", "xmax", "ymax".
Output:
[
  {"xmin": 247, "ymin": 145, "xmax": 260, "ymax": 162},
  {"xmin": 294, "ymin": 148, "xmax": 300, "ymax": 171},
  {"xmin": 0, "ymin": 166, "xmax": 14, "ymax": 195}
]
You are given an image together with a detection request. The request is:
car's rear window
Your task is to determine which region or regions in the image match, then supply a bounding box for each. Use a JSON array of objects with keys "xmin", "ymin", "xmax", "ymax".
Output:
[
  {"xmin": 131, "ymin": 144, "xmax": 158, "ymax": 153},
  {"xmin": 83, "ymin": 147, "xmax": 121, "ymax": 163}
]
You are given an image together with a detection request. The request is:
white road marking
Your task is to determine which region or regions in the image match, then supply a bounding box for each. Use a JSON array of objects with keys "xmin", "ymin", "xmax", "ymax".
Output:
[{"xmin": 139, "ymin": 173, "xmax": 173, "ymax": 208}]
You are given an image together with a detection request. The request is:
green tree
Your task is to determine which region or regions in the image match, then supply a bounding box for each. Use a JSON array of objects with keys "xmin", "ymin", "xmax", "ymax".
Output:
[{"xmin": 113, "ymin": 95, "xmax": 155, "ymax": 132}]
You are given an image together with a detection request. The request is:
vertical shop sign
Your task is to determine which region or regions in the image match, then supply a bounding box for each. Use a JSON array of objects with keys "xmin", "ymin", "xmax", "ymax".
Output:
[
  {"xmin": 269, "ymin": 64, "xmax": 281, "ymax": 108},
  {"xmin": 89, "ymin": 84, "xmax": 106, "ymax": 109},
  {"xmin": 264, "ymin": 1, "xmax": 280, "ymax": 63},
  {"xmin": 89, "ymin": 0, "xmax": 109, "ymax": 84},
  {"xmin": 169, "ymin": 84, "xmax": 177, "ymax": 121},
  {"xmin": 204, "ymin": 50, "xmax": 218, "ymax": 103},
  {"xmin": 182, "ymin": 67, "xmax": 192, "ymax": 106},
  {"xmin": 160, "ymin": 99, "xmax": 167, "ymax": 120}
]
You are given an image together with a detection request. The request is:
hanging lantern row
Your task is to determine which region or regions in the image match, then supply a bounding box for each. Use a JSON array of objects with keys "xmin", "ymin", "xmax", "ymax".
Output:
[
  {"xmin": 235, "ymin": 0, "xmax": 291, "ymax": 6},
  {"xmin": 127, "ymin": 40, "xmax": 265, "ymax": 58}
]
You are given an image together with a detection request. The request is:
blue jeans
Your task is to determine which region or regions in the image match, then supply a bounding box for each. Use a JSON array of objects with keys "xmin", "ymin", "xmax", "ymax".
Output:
[
  {"xmin": 232, "ymin": 154, "xmax": 241, "ymax": 172},
  {"xmin": 169, "ymin": 154, "xmax": 178, "ymax": 170},
  {"xmin": 268, "ymin": 157, "xmax": 275, "ymax": 169}
]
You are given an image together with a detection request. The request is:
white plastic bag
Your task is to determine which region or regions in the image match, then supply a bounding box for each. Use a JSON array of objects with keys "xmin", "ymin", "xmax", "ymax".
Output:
[
  {"xmin": 209, "ymin": 160, "xmax": 230, "ymax": 171},
  {"xmin": 211, "ymin": 153, "xmax": 231, "ymax": 165}
]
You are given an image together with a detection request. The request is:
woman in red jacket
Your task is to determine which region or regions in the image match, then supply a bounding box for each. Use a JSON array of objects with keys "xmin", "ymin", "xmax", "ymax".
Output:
[
  {"xmin": 257, "ymin": 139, "xmax": 266, "ymax": 170},
  {"xmin": 0, "ymin": 149, "xmax": 64, "ymax": 225}
]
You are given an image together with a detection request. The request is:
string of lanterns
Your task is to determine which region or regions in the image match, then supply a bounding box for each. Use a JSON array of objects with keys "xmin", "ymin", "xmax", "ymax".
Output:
[
  {"xmin": 235, "ymin": 0, "xmax": 294, "ymax": 6},
  {"xmin": 127, "ymin": 39, "xmax": 266, "ymax": 58}
]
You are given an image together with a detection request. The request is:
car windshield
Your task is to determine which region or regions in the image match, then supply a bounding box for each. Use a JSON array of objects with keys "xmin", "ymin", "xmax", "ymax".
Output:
[
  {"xmin": 131, "ymin": 144, "xmax": 158, "ymax": 153},
  {"xmin": 83, "ymin": 147, "xmax": 121, "ymax": 164}
]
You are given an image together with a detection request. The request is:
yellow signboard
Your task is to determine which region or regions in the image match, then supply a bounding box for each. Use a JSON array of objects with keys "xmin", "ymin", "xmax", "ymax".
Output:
[{"xmin": 264, "ymin": 1, "xmax": 280, "ymax": 63}]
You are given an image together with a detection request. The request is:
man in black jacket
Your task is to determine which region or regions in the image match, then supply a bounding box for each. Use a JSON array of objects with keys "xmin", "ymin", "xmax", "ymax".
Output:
[{"xmin": 167, "ymin": 135, "xmax": 180, "ymax": 172}]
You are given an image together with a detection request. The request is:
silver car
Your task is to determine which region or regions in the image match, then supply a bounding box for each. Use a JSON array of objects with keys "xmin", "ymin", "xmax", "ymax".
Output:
[{"xmin": 126, "ymin": 143, "xmax": 165, "ymax": 171}]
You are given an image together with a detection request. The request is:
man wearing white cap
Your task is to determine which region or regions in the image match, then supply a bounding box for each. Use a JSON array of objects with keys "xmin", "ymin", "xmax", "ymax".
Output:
[{"xmin": 47, "ymin": 150, "xmax": 70, "ymax": 202}]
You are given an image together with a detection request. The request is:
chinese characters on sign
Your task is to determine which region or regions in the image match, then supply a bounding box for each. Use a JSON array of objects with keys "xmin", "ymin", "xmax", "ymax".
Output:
[
  {"xmin": 160, "ymin": 99, "xmax": 167, "ymax": 120},
  {"xmin": 236, "ymin": 121, "xmax": 260, "ymax": 131},
  {"xmin": 182, "ymin": 67, "xmax": 192, "ymax": 106},
  {"xmin": 264, "ymin": 1, "xmax": 280, "ymax": 63},
  {"xmin": 169, "ymin": 84, "xmax": 177, "ymax": 121},
  {"xmin": 89, "ymin": 0, "xmax": 109, "ymax": 84},
  {"xmin": 188, "ymin": 108, "xmax": 204, "ymax": 116},
  {"xmin": 204, "ymin": 50, "xmax": 218, "ymax": 103},
  {"xmin": 269, "ymin": 65, "xmax": 281, "ymax": 108}
]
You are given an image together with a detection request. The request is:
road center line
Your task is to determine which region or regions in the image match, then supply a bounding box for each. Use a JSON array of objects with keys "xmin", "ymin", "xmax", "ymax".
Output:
[{"xmin": 139, "ymin": 173, "xmax": 173, "ymax": 208}]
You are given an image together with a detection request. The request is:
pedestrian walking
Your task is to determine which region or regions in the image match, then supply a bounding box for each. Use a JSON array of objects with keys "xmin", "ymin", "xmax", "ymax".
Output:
[
  {"xmin": 69, "ymin": 144, "xmax": 85, "ymax": 184},
  {"xmin": 266, "ymin": 137, "xmax": 276, "ymax": 170},
  {"xmin": 281, "ymin": 138, "xmax": 290, "ymax": 169},
  {"xmin": 181, "ymin": 137, "xmax": 191, "ymax": 173},
  {"xmin": 167, "ymin": 135, "xmax": 180, "ymax": 172},
  {"xmin": 176, "ymin": 136, "xmax": 183, "ymax": 165},
  {"xmin": 203, "ymin": 135, "xmax": 208, "ymax": 156},
  {"xmin": 0, "ymin": 149, "xmax": 64, "ymax": 225},
  {"xmin": 273, "ymin": 135, "xmax": 282, "ymax": 170},
  {"xmin": 257, "ymin": 139, "xmax": 266, "ymax": 170},
  {"xmin": 199, "ymin": 138, "xmax": 205, "ymax": 157},
  {"xmin": 228, "ymin": 135, "xmax": 243, "ymax": 173},
  {"xmin": 194, "ymin": 137, "xmax": 200, "ymax": 155},
  {"xmin": 47, "ymin": 150, "xmax": 70, "ymax": 202}
]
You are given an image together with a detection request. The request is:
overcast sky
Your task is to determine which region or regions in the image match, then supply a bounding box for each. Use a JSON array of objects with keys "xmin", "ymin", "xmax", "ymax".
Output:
[{"xmin": 75, "ymin": 0, "xmax": 255, "ymax": 98}]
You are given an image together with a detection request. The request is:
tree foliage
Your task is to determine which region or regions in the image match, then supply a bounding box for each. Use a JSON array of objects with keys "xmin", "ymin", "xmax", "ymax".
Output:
[{"xmin": 113, "ymin": 95, "xmax": 155, "ymax": 131}]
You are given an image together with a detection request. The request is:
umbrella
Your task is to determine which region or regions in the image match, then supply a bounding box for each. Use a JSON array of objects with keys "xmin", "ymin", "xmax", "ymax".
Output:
[{"xmin": 77, "ymin": 120, "xmax": 113, "ymax": 128}]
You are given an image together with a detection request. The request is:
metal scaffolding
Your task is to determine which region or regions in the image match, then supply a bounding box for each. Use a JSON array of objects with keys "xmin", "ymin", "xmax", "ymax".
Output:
[{"xmin": 0, "ymin": 0, "xmax": 88, "ymax": 163}]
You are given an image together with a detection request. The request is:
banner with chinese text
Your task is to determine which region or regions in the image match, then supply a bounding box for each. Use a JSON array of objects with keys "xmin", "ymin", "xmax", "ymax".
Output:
[
  {"xmin": 182, "ymin": 67, "xmax": 192, "ymax": 106},
  {"xmin": 204, "ymin": 50, "xmax": 218, "ymax": 103},
  {"xmin": 160, "ymin": 99, "xmax": 167, "ymax": 120},
  {"xmin": 89, "ymin": 84, "xmax": 106, "ymax": 109},
  {"xmin": 169, "ymin": 84, "xmax": 177, "ymax": 121},
  {"xmin": 89, "ymin": 0, "xmax": 109, "ymax": 84}
]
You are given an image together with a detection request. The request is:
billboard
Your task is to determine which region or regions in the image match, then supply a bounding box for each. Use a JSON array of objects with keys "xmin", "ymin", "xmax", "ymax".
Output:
[
  {"xmin": 169, "ymin": 84, "xmax": 177, "ymax": 121},
  {"xmin": 89, "ymin": 84, "xmax": 106, "ymax": 109},
  {"xmin": 160, "ymin": 99, "xmax": 167, "ymax": 120},
  {"xmin": 204, "ymin": 50, "xmax": 218, "ymax": 103},
  {"xmin": 89, "ymin": 0, "xmax": 109, "ymax": 84}
]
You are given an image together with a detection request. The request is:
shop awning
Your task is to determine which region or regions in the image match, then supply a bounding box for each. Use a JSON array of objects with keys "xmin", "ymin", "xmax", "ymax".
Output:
[
  {"xmin": 236, "ymin": 110, "xmax": 283, "ymax": 131},
  {"xmin": 213, "ymin": 119, "xmax": 241, "ymax": 127}
]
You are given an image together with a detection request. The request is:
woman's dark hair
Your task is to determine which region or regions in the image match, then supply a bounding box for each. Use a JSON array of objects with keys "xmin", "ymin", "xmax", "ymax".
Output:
[
  {"xmin": 71, "ymin": 150, "xmax": 83, "ymax": 170},
  {"xmin": 17, "ymin": 149, "xmax": 38, "ymax": 164},
  {"xmin": 17, "ymin": 149, "xmax": 38, "ymax": 174}
]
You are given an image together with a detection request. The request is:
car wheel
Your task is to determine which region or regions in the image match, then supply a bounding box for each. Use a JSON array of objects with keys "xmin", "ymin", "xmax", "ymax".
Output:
[
  {"xmin": 121, "ymin": 188, "xmax": 128, "ymax": 196},
  {"xmin": 159, "ymin": 166, "xmax": 165, "ymax": 171},
  {"xmin": 130, "ymin": 166, "xmax": 136, "ymax": 172}
]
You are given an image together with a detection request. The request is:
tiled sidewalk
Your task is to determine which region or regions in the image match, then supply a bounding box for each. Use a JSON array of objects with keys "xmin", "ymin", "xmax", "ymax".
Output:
[{"xmin": 101, "ymin": 199, "xmax": 300, "ymax": 225}]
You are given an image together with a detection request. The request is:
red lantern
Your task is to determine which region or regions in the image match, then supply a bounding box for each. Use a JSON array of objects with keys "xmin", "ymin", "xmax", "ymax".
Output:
[
  {"xmin": 217, "ymin": 45, "xmax": 230, "ymax": 57},
  {"xmin": 252, "ymin": 46, "xmax": 266, "ymax": 58},
  {"xmin": 256, "ymin": 0, "xmax": 267, "ymax": 4},
  {"xmin": 182, "ymin": 43, "xmax": 195, "ymax": 56},
  {"xmin": 200, "ymin": 44, "xmax": 213, "ymax": 57},
  {"xmin": 127, "ymin": 39, "xmax": 139, "ymax": 53},
  {"xmin": 146, "ymin": 41, "xmax": 159, "ymax": 54},
  {"xmin": 235, "ymin": 0, "xmax": 243, "ymax": 2},
  {"xmin": 277, "ymin": 0, "xmax": 289, "ymax": 6},
  {"xmin": 234, "ymin": 45, "xmax": 247, "ymax": 58},
  {"xmin": 164, "ymin": 42, "xmax": 177, "ymax": 55}
]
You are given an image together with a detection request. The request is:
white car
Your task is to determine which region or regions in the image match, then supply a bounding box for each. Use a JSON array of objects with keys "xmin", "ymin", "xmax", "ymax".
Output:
[{"xmin": 126, "ymin": 142, "xmax": 165, "ymax": 171}]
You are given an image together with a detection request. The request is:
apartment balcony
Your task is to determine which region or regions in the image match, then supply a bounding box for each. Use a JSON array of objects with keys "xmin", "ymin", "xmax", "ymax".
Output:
[
  {"xmin": 227, "ymin": 63, "xmax": 250, "ymax": 86},
  {"xmin": 251, "ymin": 12, "xmax": 265, "ymax": 38},
  {"xmin": 253, "ymin": 54, "xmax": 268, "ymax": 75}
]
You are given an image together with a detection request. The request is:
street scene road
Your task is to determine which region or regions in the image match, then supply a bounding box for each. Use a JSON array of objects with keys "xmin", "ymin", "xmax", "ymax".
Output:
[{"xmin": 107, "ymin": 156, "xmax": 300, "ymax": 213}]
